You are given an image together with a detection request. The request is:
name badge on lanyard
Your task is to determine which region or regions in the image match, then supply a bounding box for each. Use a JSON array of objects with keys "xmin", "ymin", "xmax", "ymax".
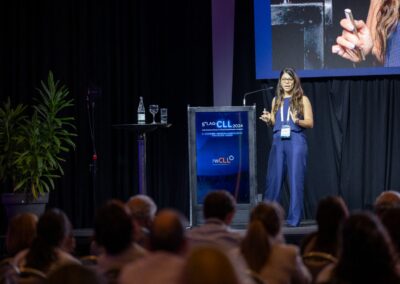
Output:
[{"xmin": 280, "ymin": 105, "xmax": 291, "ymax": 139}]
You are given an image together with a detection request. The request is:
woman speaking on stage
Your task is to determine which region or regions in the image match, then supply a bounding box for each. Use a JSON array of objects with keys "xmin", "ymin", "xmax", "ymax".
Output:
[{"xmin": 260, "ymin": 67, "xmax": 313, "ymax": 227}]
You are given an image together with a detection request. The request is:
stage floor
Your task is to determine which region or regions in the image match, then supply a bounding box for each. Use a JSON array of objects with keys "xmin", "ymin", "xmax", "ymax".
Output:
[{"xmin": 229, "ymin": 219, "xmax": 317, "ymax": 245}]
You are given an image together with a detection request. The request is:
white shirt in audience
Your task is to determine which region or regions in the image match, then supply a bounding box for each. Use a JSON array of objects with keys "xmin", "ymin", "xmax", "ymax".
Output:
[
  {"xmin": 259, "ymin": 242, "xmax": 311, "ymax": 284},
  {"xmin": 186, "ymin": 218, "xmax": 243, "ymax": 250}
]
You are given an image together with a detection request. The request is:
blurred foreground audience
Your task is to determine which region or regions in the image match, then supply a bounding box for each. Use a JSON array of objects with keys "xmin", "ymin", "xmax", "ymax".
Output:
[
  {"xmin": 316, "ymin": 212, "xmax": 400, "ymax": 284},
  {"xmin": 12, "ymin": 208, "xmax": 79, "ymax": 274},
  {"xmin": 4, "ymin": 191, "xmax": 400, "ymax": 284}
]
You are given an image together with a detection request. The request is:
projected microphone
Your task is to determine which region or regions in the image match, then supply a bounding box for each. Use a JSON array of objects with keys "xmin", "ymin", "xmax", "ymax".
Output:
[{"xmin": 243, "ymin": 87, "xmax": 273, "ymax": 106}]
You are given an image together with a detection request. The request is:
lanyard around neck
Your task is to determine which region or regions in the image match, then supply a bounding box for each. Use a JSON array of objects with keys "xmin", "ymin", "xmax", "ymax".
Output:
[{"xmin": 280, "ymin": 103, "xmax": 291, "ymax": 123}]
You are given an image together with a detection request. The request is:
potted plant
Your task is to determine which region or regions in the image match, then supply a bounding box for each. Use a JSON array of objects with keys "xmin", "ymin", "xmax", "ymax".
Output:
[{"xmin": 0, "ymin": 71, "xmax": 76, "ymax": 218}]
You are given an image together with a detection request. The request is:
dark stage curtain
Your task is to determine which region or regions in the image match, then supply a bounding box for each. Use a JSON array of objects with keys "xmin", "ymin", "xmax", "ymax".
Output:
[
  {"xmin": 232, "ymin": 0, "xmax": 400, "ymax": 219},
  {"xmin": 0, "ymin": 0, "xmax": 213, "ymax": 229}
]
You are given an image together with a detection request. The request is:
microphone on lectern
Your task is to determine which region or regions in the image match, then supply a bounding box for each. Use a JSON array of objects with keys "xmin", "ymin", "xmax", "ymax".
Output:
[{"xmin": 242, "ymin": 86, "xmax": 273, "ymax": 106}]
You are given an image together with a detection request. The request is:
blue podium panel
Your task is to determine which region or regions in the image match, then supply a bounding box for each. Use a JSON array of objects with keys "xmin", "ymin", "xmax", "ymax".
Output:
[{"xmin": 188, "ymin": 106, "xmax": 257, "ymax": 227}]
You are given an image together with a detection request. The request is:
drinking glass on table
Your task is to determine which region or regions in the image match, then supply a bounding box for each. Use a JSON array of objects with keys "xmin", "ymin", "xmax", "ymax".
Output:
[{"xmin": 149, "ymin": 105, "xmax": 159, "ymax": 124}]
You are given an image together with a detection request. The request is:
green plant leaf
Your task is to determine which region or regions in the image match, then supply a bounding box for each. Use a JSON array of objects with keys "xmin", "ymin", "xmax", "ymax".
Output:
[{"xmin": 0, "ymin": 71, "xmax": 76, "ymax": 199}]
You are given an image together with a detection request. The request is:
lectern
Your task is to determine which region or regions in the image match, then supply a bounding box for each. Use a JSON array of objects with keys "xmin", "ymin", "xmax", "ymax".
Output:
[
  {"xmin": 113, "ymin": 123, "xmax": 171, "ymax": 194},
  {"xmin": 187, "ymin": 106, "xmax": 257, "ymax": 227}
]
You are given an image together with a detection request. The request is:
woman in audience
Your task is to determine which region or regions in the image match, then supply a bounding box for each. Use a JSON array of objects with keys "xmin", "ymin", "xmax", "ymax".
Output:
[
  {"xmin": 60, "ymin": 219, "xmax": 76, "ymax": 255},
  {"xmin": 317, "ymin": 212, "xmax": 400, "ymax": 284},
  {"xmin": 12, "ymin": 208, "xmax": 80, "ymax": 274},
  {"xmin": 380, "ymin": 207, "xmax": 400, "ymax": 255},
  {"xmin": 300, "ymin": 196, "xmax": 348, "ymax": 283},
  {"xmin": 94, "ymin": 200, "xmax": 147, "ymax": 280},
  {"xmin": 6, "ymin": 213, "xmax": 38, "ymax": 257},
  {"xmin": 240, "ymin": 202, "xmax": 311, "ymax": 284},
  {"xmin": 301, "ymin": 196, "xmax": 348, "ymax": 256}
]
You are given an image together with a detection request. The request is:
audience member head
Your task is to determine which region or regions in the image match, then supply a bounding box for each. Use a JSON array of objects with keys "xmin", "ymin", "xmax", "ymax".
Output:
[
  {"xmin": 314, "ymin": 196, "xmax": 348, "ymax": 255},
  {"xmin": 61, "ymin": 218, "xmax": 76, "ymax": 254},
  {"xmin": 26, "ymin": 208, "xmax": 71, "ymax": 272},
  {"xmin": 203, "ymin": 190, "xmax": 236, "ymax": 225},
  {"xmin": 334, "ymin": 212, "xmax": 400, "ymax": 284},
  {"xmin": 150, "ymin": 209, "xmax": 187, "ymax": 254},
  {"xmin": 6, "ymin": 213, "xmax": 38, "ymax": 256},
  {"xmin": 94, "ymin": 200, "xmax": 133, "ymax": 255},
  {"xmin": 374, "ymin": 190, "xmax": 400, "ymax": 217},
  {"xmin": 381, "ymin": 207, "xmax": 400, "ymax": 254},
  {"xmin": 240, "ymin": 202, "xmax": 283, "ymax": 273},
  {"xmin": 126, "ymin": 194, "xmax": 157, "ymax": 228},
  {"xmin": 250, "ymin": 201, "xmax": 284, "ymax": 239},
  {"xmin": 46, "ymin": 263, "xmax": 106, "ymax": 284},
  {"xmin": 181, "ymin": 246, "xmax": 240, "ymax": 284}
]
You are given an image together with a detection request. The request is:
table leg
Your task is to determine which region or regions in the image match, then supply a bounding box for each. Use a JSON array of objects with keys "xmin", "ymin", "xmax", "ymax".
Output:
[{"xmin": 137, "ymin": 132, "xmax": 147, "ymax": 194}]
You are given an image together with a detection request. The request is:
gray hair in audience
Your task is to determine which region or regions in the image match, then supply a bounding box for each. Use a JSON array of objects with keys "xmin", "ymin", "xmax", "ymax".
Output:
[{"xmin": 126, "ymin": 194, "xmax": 157, "ymax": 225}]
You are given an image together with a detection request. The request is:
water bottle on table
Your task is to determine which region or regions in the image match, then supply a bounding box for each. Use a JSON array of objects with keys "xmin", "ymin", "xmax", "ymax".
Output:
[{"xmin": 137, "ymin": 96, "xmax": 146, "ymax": 124}]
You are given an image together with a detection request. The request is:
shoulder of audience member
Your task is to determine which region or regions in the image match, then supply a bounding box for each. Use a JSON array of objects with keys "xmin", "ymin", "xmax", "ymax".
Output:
[
  {"xmin": 118, "ymin": 251, "xmax": 185, "ymax": 284},
  {"xmin": 55, "ymin": 248, "xmax": 81, "ymax": 265},
  {"xmin": 273, "ymin": 243, "xmax": 302, "ymax": 260},
  {"xmin": 300, "ymin": 232, "xmax": 318, "ymax": 254},
  {"xmin": 315, "ymin": 263, "xmax": 335, "ymax": 284},
  {"xmin": 12, "ymin": 248, "xmax": 29, "ymax": 267}
]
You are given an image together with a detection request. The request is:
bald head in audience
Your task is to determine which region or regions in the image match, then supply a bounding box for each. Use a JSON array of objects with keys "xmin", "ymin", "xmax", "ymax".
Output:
[
  {"xmin": 150, "ymin": 209, "xmax": 187, "ymax": 254},
  {"xmin": 374, "ymin": 190, "xmax": 400, "ymax": 217}
]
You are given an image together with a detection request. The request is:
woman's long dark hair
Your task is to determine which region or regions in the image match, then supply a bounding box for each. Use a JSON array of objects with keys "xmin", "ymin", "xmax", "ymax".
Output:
[
  {"xmin": 314, "ymin": 196, "xmax": 348, "ymax": 256},
  {"xmin": 332, "ymin": 212, "xmax": 400, "ymax": 284},
  {"xmin": 376, "ymin": 0, "xmax": 399, "ymax": 62},
  {"xmin": 272, "ymin": 68, "xmax": 304, "ymax": 117},
  {"xmin": 240, "ymin": 202, "xmax": 284, "ymax": 273},
  {"xmin": 241, "ymin": 220, "xmax": 271, "ymax": 273},
  {"xmin": 25, "ymin": 208, "xmax": 70, "ymax": 272}
]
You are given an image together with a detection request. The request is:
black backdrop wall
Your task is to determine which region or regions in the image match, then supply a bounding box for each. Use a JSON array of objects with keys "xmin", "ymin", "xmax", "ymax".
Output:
[
  {"xmin": 1, "ymin": 0, "xmax": 400, "ymax": 230},
  {"xmin": 0, "ymin": 0, "xmax": 213, "ymax": 229}
]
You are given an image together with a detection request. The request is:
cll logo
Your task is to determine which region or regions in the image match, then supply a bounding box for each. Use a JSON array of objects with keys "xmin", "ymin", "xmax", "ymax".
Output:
[{"xmin": 212, "ymin": 155, "xmax": 235, "ymax": 165}]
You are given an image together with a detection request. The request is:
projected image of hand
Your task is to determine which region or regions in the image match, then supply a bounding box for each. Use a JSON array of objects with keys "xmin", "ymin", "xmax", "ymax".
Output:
[{"xmin": 332, "ymin": 18, "xmax": 373, "ymax": 63}]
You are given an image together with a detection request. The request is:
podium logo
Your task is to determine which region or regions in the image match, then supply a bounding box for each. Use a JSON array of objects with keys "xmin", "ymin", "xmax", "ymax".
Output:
[
  {"xmin": 212, "ymin": 155, "xmax": 235, "ymax": 165},
  {"xmin": 202, "ymin": 120, "xmax": 243, "ymax": 129},
  {"xmin": 202, "ymin": 120, "xmax": 232, "ymax": 128}
]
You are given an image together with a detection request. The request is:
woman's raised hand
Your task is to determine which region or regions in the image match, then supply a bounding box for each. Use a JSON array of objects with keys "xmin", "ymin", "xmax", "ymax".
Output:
[{"xmin": 259, "ymin": 108, "xmax": 272, "ymax": 124}]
